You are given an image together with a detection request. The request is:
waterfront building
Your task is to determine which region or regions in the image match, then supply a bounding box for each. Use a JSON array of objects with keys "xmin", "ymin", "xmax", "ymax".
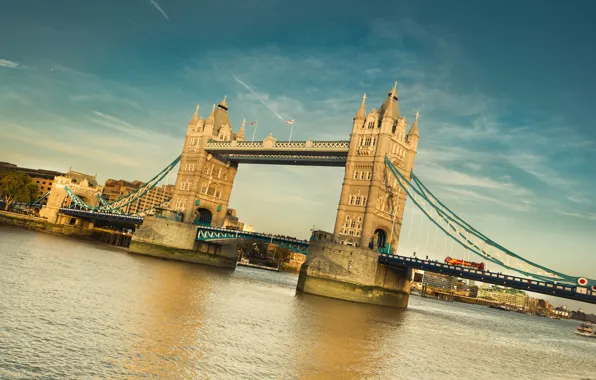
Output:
[
  {"xmin": 422, "ymin": 272, "xmax": 457, "ymax": 291},
  {"xmin": 477, "ymin": 287, "xmax": 529, "ymax": 309},
  {"xmin": 0, "ymin": 162, "xmax": 65, "ymax": 205},
  {"xmin": 101, "ymin": 179, "xmax": 174, "ymax": 214}
]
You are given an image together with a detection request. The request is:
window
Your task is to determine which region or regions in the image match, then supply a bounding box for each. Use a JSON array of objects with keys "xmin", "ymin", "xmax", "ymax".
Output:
[
  {"xmin": 215, "ymin": 187, "xmax": 222, "ymax": 198},
  {"xmin": 360, "ymin": 172, "xmax": 365, "ymax": 180},
  {"xmin": 202, "ymin": 165, "xmax": 210, "ymax": 174},
  {"xmin": 365, "ymin": 137, "xmax": 371, "ymax": 146},
  {"xmin": 200, "ymin": 182, "xmax": 208, "ymax": 194},
  {"xmin": 212, "ymin": 167, "xmax": 220, "ymax": 178},
  {"xmin": 222, "ymin": 170, "xmax": 228, "ymax": 180},
  {"xmin": 367, "ymin": 172, "xmax": 372, "ymax": 180},
  {"xmin": 353, "ymin": 171, "xmax": 359, "ymax": 180},
  {"xmin": 207, "ymin": 186, "xmax": 216, "ymax": 196},
  {"xmin": 368, "ymin": 121, "xmax": 375, "ymax": 129},
  {"xmin": 180, "ymin": 181, "xmax": 191, "ymax": 191}
]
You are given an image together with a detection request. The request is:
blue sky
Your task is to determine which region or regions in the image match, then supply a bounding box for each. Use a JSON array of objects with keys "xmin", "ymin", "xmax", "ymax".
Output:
[{"xmin": 1, "ymin": 1, "xmax": 595, "ymax": 307}]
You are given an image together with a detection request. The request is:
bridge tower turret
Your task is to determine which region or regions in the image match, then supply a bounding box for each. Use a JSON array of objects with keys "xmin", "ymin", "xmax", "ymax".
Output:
[
  {"xmin": 169, "ymin": 97, "xmax": 239, "ymax": 227},
  {"xmin": 333, "ymin": 82, "xmax": 418, "ymax": 254}
]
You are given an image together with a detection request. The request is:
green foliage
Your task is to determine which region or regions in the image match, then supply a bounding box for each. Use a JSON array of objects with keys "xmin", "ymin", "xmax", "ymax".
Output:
[{"xmin": 0, "ymin": 171, "xmax": 38, "ymax": 210}]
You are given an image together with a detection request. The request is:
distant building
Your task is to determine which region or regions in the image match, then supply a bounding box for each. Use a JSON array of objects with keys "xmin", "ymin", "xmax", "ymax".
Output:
[
  {"xmin": 553, "ymin": 306, "xmax": 570, "ymax": 319},
  {"xmin": 223, "ymin": 208, "xmax": 245, "ymax": 230},
  {"xmin": 422, "ymin": 272, "xmax": 457, "ymax": 291},
  {"xmin": 101, "ymin": 178, "xmax": 174, "ymax": 214},
  {"xmin": 242, "ymin": 224, "xmax": 254, "ymax": 233},
  {"xmin": 0, "ymin": 162, "xmax": 65, "ymax": 205},
  {"xmin": 477, "ymin": 287, "xmax": 529, "ymax": 309}
]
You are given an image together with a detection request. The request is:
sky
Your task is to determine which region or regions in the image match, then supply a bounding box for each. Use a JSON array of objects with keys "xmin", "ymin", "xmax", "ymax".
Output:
[{"xmin": 1, "ymin": 0, "xmax": 595, "ymax": 309}]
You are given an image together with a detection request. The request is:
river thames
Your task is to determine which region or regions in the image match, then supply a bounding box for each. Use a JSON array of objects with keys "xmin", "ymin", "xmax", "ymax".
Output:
[{"xmin": 1, "ymin": 227, "xmax": 594, "ymax": 379}]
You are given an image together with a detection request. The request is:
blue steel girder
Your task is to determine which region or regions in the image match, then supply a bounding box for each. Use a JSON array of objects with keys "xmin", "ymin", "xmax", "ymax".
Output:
[
  {"xmin": 379, "ymin": 254, "xmax": 596, "ymax": 305},
  {"xmin": 196, "ymin": 226, "xmax": 309, "ymax": 255}
]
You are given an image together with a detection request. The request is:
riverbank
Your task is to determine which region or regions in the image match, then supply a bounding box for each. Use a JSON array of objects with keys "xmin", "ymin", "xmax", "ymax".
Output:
[{"xmin": 0, "ymin": 210, "xmax": 132, "ymax": 247}]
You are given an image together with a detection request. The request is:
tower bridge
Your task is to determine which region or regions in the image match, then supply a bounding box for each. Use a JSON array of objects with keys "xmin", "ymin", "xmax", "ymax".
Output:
[{"xmin": 44, "ymin": 81, "xmax": 595, "ymax": 308}]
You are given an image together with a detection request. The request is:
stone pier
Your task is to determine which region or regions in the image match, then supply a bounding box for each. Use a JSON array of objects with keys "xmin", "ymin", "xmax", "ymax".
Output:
[
  {"xmin": 297, "ymin": 240, "xmax": 412, "ymax": 307},
  {"xmin": 128, "ymin": 216, "xmax": 238, "ymax": 269}
]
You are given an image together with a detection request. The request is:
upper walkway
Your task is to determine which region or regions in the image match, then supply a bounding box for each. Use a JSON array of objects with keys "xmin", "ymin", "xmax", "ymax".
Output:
[{"xmin": 204, "ymin": 139, "xmax": 349, "ymax": 167}]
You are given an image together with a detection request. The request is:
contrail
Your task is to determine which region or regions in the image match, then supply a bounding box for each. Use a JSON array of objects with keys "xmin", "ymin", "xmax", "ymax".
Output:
[
  {"xmin": 149, "ymin": 0, "xmax": 169, "ymax": 21},
  {"xmin": 230, "ymin": 74, "xmax": 285, "ymax": 121}
]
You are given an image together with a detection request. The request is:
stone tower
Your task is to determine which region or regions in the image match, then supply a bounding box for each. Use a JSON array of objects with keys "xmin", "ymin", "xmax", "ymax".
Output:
[
  {"xmin": 333, "ymin": 82, "xmax": 419, "ymax": 253},
  {"xmin": 169, "ymin": 97, "xmax": 242, "ymax": 227}
]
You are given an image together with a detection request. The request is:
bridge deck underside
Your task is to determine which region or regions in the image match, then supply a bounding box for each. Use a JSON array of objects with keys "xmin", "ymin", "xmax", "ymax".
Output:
[
  {"xmin": 60, "ymin": 208, "xmax": 143, "ymax": 223},
  {"xmin": 379, "ymin": 254, "xmax": 596, "ymax": 304},
  {"xmin": 209, "ymin": 153, "xmax": 347, "ymax": 166}
]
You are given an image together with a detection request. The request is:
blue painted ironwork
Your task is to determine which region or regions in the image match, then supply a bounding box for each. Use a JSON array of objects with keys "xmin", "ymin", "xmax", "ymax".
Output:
[
  {"xmin": 96, "ymin": 155, "xmax": 181, "ymax": 212},
  {"xmin": 384, "ymin": 156, "xmax": 595, "ymax": 287},
  {"xmin": 196, "ymin": 226, "xmax": 309, "ymax": 255},
  {"xmin": 378, "ymin": 253, "xmax": 596, "ymax": 304},
  {"xmin": 30, "ymin": 191, "xmax": 50, "ymax": 205}
]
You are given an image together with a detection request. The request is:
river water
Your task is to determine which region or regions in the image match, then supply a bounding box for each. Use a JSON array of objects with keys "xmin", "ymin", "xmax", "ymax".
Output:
[{"xmin": 0, "ymin": 227, "xmax": 594, "ymax": 380}]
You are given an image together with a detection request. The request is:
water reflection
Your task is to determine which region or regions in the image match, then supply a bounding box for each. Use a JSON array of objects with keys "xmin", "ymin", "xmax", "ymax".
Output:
[
  {"xmin": 118, "ymin": 258, "xmax": 211, "ymax": 378},
  {"xmin": 1, "ymin": 228, "xmax": 595, "ymax": 380},
  {"xmin": 292, "ymin": 294, "xmax": 407, "ymax": 379}
]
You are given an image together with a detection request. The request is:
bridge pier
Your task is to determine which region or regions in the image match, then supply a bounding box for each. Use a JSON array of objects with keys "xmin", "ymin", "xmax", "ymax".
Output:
[
  {"xmin": 297, "ymin": 240, "xmax": 412, "ymax": 307},
  {"xmin": 128, "ymin": 216, "xmax": 238, "ymax": 269}
]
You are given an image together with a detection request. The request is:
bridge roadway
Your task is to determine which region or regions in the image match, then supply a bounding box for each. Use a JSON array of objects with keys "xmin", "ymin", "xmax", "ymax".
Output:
[
  {"xmin": 379, "ymin": 253, "xmax": 596, "ymax": 304},
  {"xmin": 54, "ymin": 214, "xmax": 596, "ymax": 304}
]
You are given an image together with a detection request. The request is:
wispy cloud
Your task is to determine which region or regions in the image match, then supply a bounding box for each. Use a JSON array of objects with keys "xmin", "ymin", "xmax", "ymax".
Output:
[
  {"xmin": 230, "ymin": 74, "xmax": 286, "ymax": 121},
  {"xmin": 0, "ymin": 59, "xmax": 20, "ymax": 68},
  {"xmin": 0, "ymin": 123, "xmax": 142, "ymax": 168},
  {"xmin": 149, "ymin": 0, "xmax": 169, "ymax": 21}
]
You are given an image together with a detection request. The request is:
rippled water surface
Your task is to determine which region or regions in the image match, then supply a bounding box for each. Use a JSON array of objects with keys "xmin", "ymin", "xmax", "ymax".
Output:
[{"xmin": 1, "ymin": 227, "xmax": 595, "ymax": 379}]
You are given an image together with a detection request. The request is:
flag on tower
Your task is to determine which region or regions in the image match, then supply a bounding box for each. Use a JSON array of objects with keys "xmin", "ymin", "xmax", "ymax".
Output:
[
  {"xmin": 285, "ymin": 119, "xmax": 295, "ymax": 124},
  {"xmin": 249, "ymin": 121, "xmax": 258, "ymax": 125}
]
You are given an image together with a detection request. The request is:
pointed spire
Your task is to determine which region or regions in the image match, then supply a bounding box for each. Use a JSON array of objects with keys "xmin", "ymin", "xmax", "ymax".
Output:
[
  {"xmin": 389, "ymin": 81, "xmax": 398, "ymax": 99},
  {"xmin": 354, "ymin": 93, "xmax": 367, "ymax": 120},
  {"xmin": 383, "ymin": 95, "xmax": 396, "ymax": 120},
  {"xmin": 408, "ymin": 111, "xmax": 420, "ymax": 138},
  {"xmin": 189, "ymin": 104, "xmax": 199, "ymax": 125},
  {"xmin": 206, "ymin": 104, "xmax": 216, "ymax": 124},
  {"xmin": 378, "ymin": 81, "xmax": 400, "ymax": 119},
  {"xmin": 218, "ymin": 95, "xmax": 228, "ymax": 110},
  {"xmin": 237, "ymin": 119, "xmax": 246, "ymax": 141}
]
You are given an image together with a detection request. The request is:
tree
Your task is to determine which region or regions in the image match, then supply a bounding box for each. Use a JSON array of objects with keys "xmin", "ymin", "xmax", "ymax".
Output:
[{"xmin": 0, "ymin": 171, "xmax": 38, "ymax": 211}]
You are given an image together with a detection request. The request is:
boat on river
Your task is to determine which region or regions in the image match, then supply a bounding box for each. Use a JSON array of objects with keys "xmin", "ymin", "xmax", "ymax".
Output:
[{"xmin": 574, "ymin": 322, "xmax": 596, "ymax": 338}]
